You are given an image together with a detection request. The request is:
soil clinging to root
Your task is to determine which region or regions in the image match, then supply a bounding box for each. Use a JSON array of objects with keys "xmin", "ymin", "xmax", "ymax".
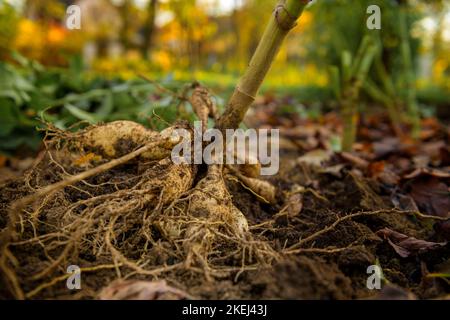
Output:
[{"xmin": 0, "ymin": 120, "xmax": 449, "ymax": 300}]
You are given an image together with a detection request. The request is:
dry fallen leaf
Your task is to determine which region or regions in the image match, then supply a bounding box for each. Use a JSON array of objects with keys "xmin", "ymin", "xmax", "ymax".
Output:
[
  {"xmin": 98, "ymin": 280, "xmax": 189, "ymax": 300},
  {"xmin": 376, "ymin": 228, "xmax": 447, "ymax": 258},
  {"xmin": 391, "ymin": 194, "xmax": 420, "ymax": 212},
  {"xmin": 339, "ymin": 152, "xmax": 369, "ymax": 169},
  {"xmin": 408, "ymin": 177, "xmax": 450, "ymax": 218},
  {"xmin": 368, "ymin": 161, "xmax": 400, "ymax": 185},
  {"xmin": 372, "ymin": 137, "xmax": 401, "ymax": 158}
]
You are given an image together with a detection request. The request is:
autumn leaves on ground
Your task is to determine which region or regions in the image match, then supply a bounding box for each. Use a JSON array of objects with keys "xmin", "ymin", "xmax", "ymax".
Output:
[
  {"xmin": 0, "ymin": 90, "xmax": 449, "ymax": 300},
  {"xmin": 0, "ymin": 0, "xmax": 450, "ymax": 300}
]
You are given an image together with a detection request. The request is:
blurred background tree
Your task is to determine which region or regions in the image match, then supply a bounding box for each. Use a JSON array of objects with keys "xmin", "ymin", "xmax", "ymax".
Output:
[
  {"xmin": 0, "ymin": 0, "xmax": 449, "ymax": 149},
  {"xmin": 0, "ymin": 3, "xmax": 19, "ymax": 59}
]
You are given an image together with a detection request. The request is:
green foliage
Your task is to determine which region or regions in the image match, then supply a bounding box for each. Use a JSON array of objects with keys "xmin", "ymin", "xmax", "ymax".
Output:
[
  {"xmin": 0, "ymin": 54, "xmax": 191, "ymax": 155},
  {"xmin": 332, "ymin": 34, "xmax": 378, "ymax": 151},
  {"xmin": 0, "ymin": 3, "xmax": 19, "ymax": 56}
]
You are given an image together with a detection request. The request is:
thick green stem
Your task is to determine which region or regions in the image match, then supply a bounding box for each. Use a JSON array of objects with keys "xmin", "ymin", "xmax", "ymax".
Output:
[
  {"xmin": 341, "ymin": 36, "xmax": 377, "ymax": 152},
  {"xmin": 216, "ymin": 0, "xmax": 309, "ymax": 130}
]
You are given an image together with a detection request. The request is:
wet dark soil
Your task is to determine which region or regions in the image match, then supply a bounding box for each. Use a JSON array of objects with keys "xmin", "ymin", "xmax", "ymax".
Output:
[
  {"xmin": 0, "ymin": 150, "xmax": 448, "ymax": 300},
  {"xmin": 0, "ymin": 126, "xmax": 449, "ymax": 300}
]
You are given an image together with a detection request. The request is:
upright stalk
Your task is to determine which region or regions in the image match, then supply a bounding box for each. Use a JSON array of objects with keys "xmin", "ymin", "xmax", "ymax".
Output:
[
  {"xmin": 341, "ymin": 35, "xmax": 377, "ymax": 152},
  {"xmin": 216, "ymin": 0, "xmax": 310, "ymax": 131}
]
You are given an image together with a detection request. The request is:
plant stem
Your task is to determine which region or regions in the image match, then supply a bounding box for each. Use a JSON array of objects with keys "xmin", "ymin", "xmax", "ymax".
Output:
[
  {"xmin": 341, "ymin": 36, "xmax": 377, "ymax": 152},
  {"xmin": 216, "ymin": 0, "xmax": 310, "ymax": 131}
]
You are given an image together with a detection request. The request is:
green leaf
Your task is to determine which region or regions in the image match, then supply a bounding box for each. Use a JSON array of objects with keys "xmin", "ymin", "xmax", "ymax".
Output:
[
  {"xmin": 96, "ymin": 92, "xmax": 114, "ymax": 120},
  {"xmin": 64, "ymin": 103, "xmax": 98, "ymax": 124},
  {"xmin": 11, "ymin": 51, "xmax": 30, "ymax": 67},
  {"xmin": 0, "ymin": 89, "xmax": 22, "ymax": 104},
  {"xmin": 329, "ymin": 66, "xmax": 341, "ymax": 99},
  {"xmin": 0, "ymin": 98, "xmax": 17, "ymax": 137}
]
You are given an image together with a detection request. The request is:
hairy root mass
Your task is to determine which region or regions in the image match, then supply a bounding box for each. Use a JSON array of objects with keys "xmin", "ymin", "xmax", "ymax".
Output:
[{"xmin": 0, "ymin": 121, "xmax": 276, "ymax": 299}]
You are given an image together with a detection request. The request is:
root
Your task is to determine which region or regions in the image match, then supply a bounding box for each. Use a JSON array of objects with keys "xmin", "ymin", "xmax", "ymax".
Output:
[
  {"xmin": 0, "ymin": 119, "xmax": 279, "ymax": 298},
  {"xmin": 285, "ymin": 209, "xmax": 448, "ymax": 252},
  {"xmin": 157, "ymin": 164, "xmax": 278, "ymax": 281},
  {"xmin": 68, "ymin": 121, "xmax": 180, "ymax": 160}
]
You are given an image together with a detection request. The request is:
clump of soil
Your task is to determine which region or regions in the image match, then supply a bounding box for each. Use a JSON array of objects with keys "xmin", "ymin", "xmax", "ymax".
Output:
[{"xmin": 0, "ymin": 119, "xmax": 449, "ymax": 300}]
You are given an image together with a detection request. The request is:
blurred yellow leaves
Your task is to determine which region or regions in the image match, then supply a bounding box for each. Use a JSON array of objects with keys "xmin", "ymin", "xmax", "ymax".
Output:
[
  {"xmin": 14, "ymin": 19, "xmax": 45, "ymax": 60},
  {"xmin": 47, "ymin": 26, "xmax": 66, "ymax": 44},
  {"xmin": 434, "ymin": 59, "xmax": 449, "ymax": 80},
  {"xmin": 296, "ymin": 10, "xmax": 313, "ymax": 31},
  {"xmin": 267, "ymin": 63, "xmax": 328, "ymax": 88},
  {"xmin": 13, "ymin": 18, "xmax": 83, "ymax": 65},
  {"xmin": 152, "ymin": 50, "xmax": 172, "ymax": 71}
]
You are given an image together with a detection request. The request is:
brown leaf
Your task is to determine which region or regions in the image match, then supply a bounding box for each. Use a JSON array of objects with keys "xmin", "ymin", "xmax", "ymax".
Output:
[
  {"xmin": 391, "ymin": 194, "xmax": 419, "ymax": 212},
  {"xmin": 420, "ymin": 140, "xmax": 446, "ymax": 164},
  {"xmin": 368, "ymin": 161, "xmax": 400, "ymax": 185},
  {"xmin": 408, "ymin": 177, "xmax": 450, "ymax": 218},
  {"xmin": 98, "ymin": 280, "xmax": 189, "ymax": 300},
  {"xmin": 376, "ymin": 228, "xmax": 447, "ymax": 258},
  {"xmin": 372, "ymin": 137, "xmax": 401, "ymax": 158},
  {"xmin": 339, "ymin": 152, "xmax": 369, "ymax": 169}
]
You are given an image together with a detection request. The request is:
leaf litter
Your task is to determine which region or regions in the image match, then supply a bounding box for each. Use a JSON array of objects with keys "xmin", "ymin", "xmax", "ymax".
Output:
[{"xmin": 0, "ymin": 93, "xmax": 449, "ymax": 300}]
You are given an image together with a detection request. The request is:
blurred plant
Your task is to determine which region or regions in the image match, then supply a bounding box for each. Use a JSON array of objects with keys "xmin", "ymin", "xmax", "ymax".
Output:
[
  {"xmin": 142, "ymin": 0, "xmax": 158, "ymax": 58},
  {"xmin": 330, "ymin": 35, "xmax": 378, "ymax": 152},
  {"xmin": 364, "ymin": 56, "xmax": 405, "ymax": 138},
  {"xmin": 0, "ymin": 53, "xmax": 196, "ymax": 155},
  {"xmin": 309, "ymin": 0, "xmax": 426, "ymax": 141},
  {"xmin": 398, "ymin": 0, "xmax": 420, "ymax": 137},
  {"xmin": 217, "ymin": 0, "xmax": 309, "ymax": 130},
  {"xmin": 165, "ymin": 0, "xmax": 218, "ymax": 70},
  {"xmin": 0, "ymin": 3, "xmax": 19, "ymax": 59}
]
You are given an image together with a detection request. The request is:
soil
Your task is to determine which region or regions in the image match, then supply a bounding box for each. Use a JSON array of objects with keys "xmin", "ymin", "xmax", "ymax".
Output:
[{"xmin": 0, "ymin": 113, "xmax": 449, "ymax": 300}]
